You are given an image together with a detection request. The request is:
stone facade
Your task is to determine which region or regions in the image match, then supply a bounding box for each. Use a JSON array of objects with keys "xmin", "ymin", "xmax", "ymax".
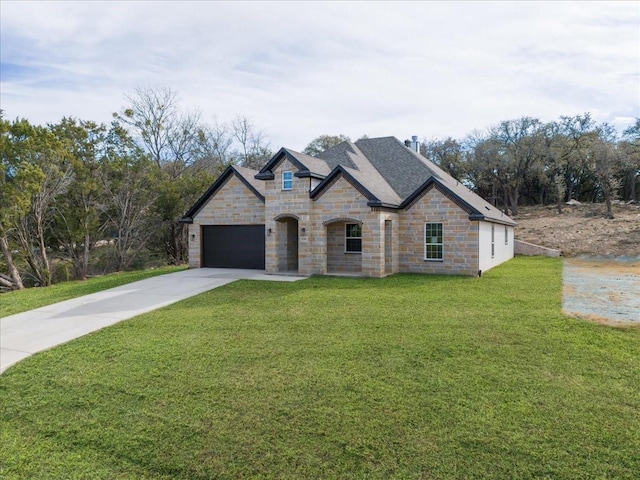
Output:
[
  {"xmin": 326, "ymin": 221, "xmax": 362, "ymax": 274},
  {"xmin": 399, "ymin": 185, "xmax": 479, "ymax": 276},
  {"xmin": 188, "ymin": 173, "xmax": 265, "ymax": 268},
  {"xmin": 264, "ymin": 158, "xmax": 315, "ymax": 274},
  {"xmin": 188, "ymin": 162, "xmax": 510, "ymax": 277}
]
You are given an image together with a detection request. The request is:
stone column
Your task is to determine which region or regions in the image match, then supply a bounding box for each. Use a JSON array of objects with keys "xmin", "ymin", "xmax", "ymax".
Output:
[{"xmin": 362, "ymin": 213, "xmax": 385, "ymax": 277}]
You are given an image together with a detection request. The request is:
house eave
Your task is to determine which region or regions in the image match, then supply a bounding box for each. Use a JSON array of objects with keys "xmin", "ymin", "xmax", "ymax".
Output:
[
  {"xmin": 309, "ymin": 166, "xmax": 379, "ymax": 203},
  {"xmin": 367, "ymin": 201, "xmax": 401, "ymax": 209},
  {"xmin": 295, "ymin": 170, "xmax": 326, "ymax": 180},
  {"xmin": 181, "ymin": 165, "xmax": 264, "ymax": 223},
  {"xmin": 254, "ymin": 172, "xmax": 275, "ymax": 180},
  {"xmin": 468, "ymin": 213, "xmax": 517, "ymax": 226}
]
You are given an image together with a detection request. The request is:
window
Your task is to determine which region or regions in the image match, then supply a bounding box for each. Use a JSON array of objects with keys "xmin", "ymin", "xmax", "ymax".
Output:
[
  {"xmin": 491, "ymin": 224, "xmax": 495, "ymax": 258},
  {"xmin": 345, "ymin": 223, "xmax": 362, "ymax": 253},
  {"xmin": 282, "ymin": 171, "xmax": 293, "ymax": 190},
  {"xmin": 425, "ymin": 223, "xmax": 443, "ymax": 260},
  {"xmin": 505, "ymin": 225, "xmax": 508, "ymax": 245}
]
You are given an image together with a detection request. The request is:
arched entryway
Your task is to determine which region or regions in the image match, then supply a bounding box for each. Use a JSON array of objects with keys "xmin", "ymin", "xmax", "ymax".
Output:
[
  {"xmin": 275, "ymin": 215, "xmax": 299, "ymax": 273},
  {"xmin": 324, "ymin": 218, "xmax": 363, "ymax": 275}
]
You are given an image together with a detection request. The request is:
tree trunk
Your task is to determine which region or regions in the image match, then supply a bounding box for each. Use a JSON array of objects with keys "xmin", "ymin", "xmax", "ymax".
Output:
[
  {"xmin": 0, "ymin": 235, "xmax": 24, "ymax": 289},
  {"xmin": 81, "ymin": 231, "xmax": 90, "ymax": 279},
  {"xmin": 72, "ymin": 235, "xmax": 90, "ymax": 280},
  {"xmin": 509, "ymin": 188, "xmax": 519, "ymax": 216},
  {"xmin": 604, "ymin": 194, "xmax": 614, "ymax": 219},
  {"xmin": 566, "ymin": 182, "xmax": 574, "ymax": 202},
  {"xmin": 37, "ymin": 225, "xmax": 51, "ymax": 286}
]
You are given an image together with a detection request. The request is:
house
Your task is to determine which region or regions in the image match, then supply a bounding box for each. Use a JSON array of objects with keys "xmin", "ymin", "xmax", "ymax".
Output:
[{"xmin": 180, "ymin": 136, "xmax": 516, "ymax": 277}]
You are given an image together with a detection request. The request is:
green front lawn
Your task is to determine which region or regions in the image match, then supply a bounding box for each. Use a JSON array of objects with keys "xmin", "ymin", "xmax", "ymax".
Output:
[
  {"xmin": 1, "ymin": 257, "xmax": 639, "ymax": 479},
  {"xmin": 0, "ymin": 265, "xmax": 186, "ymax": 318}
]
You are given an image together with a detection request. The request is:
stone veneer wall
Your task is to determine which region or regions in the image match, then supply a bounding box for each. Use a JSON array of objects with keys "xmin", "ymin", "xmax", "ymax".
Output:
[
  {"xmin": 385, "ymin": 220, "xmax": 393, "ymax": 274},
  {"xmin": 188, "ymin": 174, "xmax": 265, "ymax": 268},
  {"xmin": 264, "ymin": 158, "xmax": 315, "ymax": 274},
  {"xmin": 326, "ymin": 222, "xmax": 362, "ymax": 273},
  {"xmin": 311, "ymin": 175, "xmax": 387, "ymax": 276},
  {"xmin": 276, "ymin": 217, "xmax": 299, "ymax": 271},
  {"xmin": 191, "ymin": 164, "xmax": 491, "ymax": 277},
  {"xmin": 399, "ymin": 186, "xmax": 479, "ymax": 276}
]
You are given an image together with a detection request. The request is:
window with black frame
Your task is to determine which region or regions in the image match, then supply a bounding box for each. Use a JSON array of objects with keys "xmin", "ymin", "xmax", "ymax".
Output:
[
  {"xmin": 425, "ymin": 222, "xmax": 443, "ymax": 260},
  {"xmin": 345, "ymin": 223, "xmax": 362, "ymax": 253}
]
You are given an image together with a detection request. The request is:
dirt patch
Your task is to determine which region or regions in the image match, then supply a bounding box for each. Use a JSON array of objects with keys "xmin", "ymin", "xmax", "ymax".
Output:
[
  {"xmin": 514, "ymin": 203, "xmax": 640, "ymax": 325},
  {"xmin": 514, "ymin": 203, "xmax": 640, "ymax": 257},
  {"xmin": 562, "ymin": 257, "xmax": 640, "ymax": 326}
]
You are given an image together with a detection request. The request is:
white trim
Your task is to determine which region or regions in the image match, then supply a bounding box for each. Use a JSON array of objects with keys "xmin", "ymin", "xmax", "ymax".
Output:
[
  {"xmin": 282, "ymin": 170, "xmax": 293, "ymax": 190},
  {"xmin": 424, "ymin": 222, "xmax": 443, "ymax": 261},
  {"xmin": 345, "ymin": 223, "xmax": 362, "ymax": 253}
]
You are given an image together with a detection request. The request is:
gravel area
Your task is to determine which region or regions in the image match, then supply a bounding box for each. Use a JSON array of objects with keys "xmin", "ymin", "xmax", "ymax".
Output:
[{"xmin": 563, "ymin": 256, "xmax": 640, "ymax": 325}]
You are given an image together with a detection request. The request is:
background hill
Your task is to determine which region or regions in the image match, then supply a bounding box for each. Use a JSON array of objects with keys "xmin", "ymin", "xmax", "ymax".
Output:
[{"xmin": 514, "ymin": 203, "xmax": 640, "ymax": 257}]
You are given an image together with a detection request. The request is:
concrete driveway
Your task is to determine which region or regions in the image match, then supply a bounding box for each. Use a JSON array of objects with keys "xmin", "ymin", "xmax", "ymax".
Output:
[{"xmin": 0, "ymin": 268, "xmax": 305, "ymax": 374}]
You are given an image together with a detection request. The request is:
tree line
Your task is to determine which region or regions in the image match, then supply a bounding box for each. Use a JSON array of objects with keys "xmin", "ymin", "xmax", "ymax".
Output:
[
  {"xmin": 1, "ymin": 84, "xmax": 638, "ymax": 291},
  {"xmin": 421, "ymin": 114, "xmax": 639, "ymax": 217},
  {"xmin": 303, "ymin": 116, "xmax": 639, "ymax": 219},
  {"xmin": 1, "ymin": 86, "xmax": 273, "ymax": 290}
]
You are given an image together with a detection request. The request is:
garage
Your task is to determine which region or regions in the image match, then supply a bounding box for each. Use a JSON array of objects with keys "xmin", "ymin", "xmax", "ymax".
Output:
[{"xmin": 201, "ymin": 225, "xmax": 265, "ymax": 269}]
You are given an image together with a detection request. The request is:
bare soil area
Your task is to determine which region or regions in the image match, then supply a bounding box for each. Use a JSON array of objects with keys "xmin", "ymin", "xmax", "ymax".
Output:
[
  {"xmin": 513, "ymin": 202, "xmax": 640, "ymax": 325},
  {"xmin": 562, "ymin": 257, "xmax": 640, "ymax": 325},
  {"xmin": 514, "ymin": 202, "xmax": 640, "ymax": 258}
]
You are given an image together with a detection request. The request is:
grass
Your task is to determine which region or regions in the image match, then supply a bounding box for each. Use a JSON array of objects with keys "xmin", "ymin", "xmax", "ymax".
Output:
[
  {"xmin": 0, "ymin": 265, "xmax": 186, "ymax": 318},
  {"xmin": 1, "ymin": 257, "xmax": 639, "ymax": 479}
]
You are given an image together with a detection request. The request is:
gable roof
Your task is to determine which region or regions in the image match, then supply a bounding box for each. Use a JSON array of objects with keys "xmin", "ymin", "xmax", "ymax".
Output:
[
  {"xmin": 310, "ymin": 142, "xmax": 402, "ymax": 206},
  {"xmin": 182, "ymin": 136, "xmax": 515, "ymax": 227},
  {"xmin": 255, "ymin": 147, "xmax": 331, "ymax": 180},
  {"xmin": 312, "ymin": 136, "xmax": 516, "ymax": 225},
  {"xmin": 179, "ymin": 165, "xmax": 264, "ymax": 224}
]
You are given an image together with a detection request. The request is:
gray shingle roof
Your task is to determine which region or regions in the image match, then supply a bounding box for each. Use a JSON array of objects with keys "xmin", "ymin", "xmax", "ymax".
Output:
[
  {"xmin": 283, "ymin": 149, "xmax": 332, "ymax": 176},
  {"xmin": 253, "ymin": 136, "xmax": 515, "ymax": 226},
  {"xmin": 234, "ymin": 165, "xmax": 265, "ymax": 196},
  {"xmin": 354, "ymin": 136, "xmax": 435, "ymax": 199},
  {"xmin": 313, "ymin": 136, "xmax": 515, "ymax": 225},
  {"xmin": 315, "ymin": 142, "xmax": 357, "ymax": 169}
]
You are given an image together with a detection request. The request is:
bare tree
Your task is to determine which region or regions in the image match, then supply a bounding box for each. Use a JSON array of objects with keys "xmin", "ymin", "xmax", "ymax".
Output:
[
  {"xmin": 190, "ymin": 119, "xmax": 234, "ymax": 175},
  {"xmin": 556, "ymin": 113, "xmax": 598, "ymax": 202},
  {"xmin": 114, "ymin": 86, "xmax": 179, "ymax": 169},
  {"xmin": 114, "ymin": 86, "xmax": 211, "ymax": 264},
  {"xmin": 592, "ymin": 124, "xmax": 622, "ymax": 219},
  {"xmin": 231, "ymin": 115, "xmax": 273, "ymax": 169},
  {"xmin": 92, "ymin": 122, "xmax": 157, "ymax": 270}
]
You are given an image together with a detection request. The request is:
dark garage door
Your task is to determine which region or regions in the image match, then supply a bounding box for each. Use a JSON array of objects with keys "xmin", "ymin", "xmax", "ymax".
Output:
[{"xmin": 201, "ymin": 225, "xmax": 265, "ymax": 269}]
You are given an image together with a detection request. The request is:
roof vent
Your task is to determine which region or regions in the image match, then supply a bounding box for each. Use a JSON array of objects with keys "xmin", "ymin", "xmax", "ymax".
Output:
[{"xmin": 404, "ymin": 139, "xmax": 411, "ymax": 147}]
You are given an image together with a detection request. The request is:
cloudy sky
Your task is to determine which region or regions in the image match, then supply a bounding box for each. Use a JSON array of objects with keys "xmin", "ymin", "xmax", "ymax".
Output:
[{"xmin": 1, "ymin": 1, "xmax": 638, "ymax": 151}]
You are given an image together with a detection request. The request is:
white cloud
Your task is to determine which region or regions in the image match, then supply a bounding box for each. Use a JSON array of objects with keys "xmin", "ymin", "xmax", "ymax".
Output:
[{"xmin": 1, "ymin": 1, "xmax": 638, "ymax": 149}]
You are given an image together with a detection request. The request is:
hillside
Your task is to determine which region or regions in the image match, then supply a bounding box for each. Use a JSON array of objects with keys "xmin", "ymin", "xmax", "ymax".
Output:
[{"xmin": 514, "ymin": 202, "xmax": 640, "ymax": 257}]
